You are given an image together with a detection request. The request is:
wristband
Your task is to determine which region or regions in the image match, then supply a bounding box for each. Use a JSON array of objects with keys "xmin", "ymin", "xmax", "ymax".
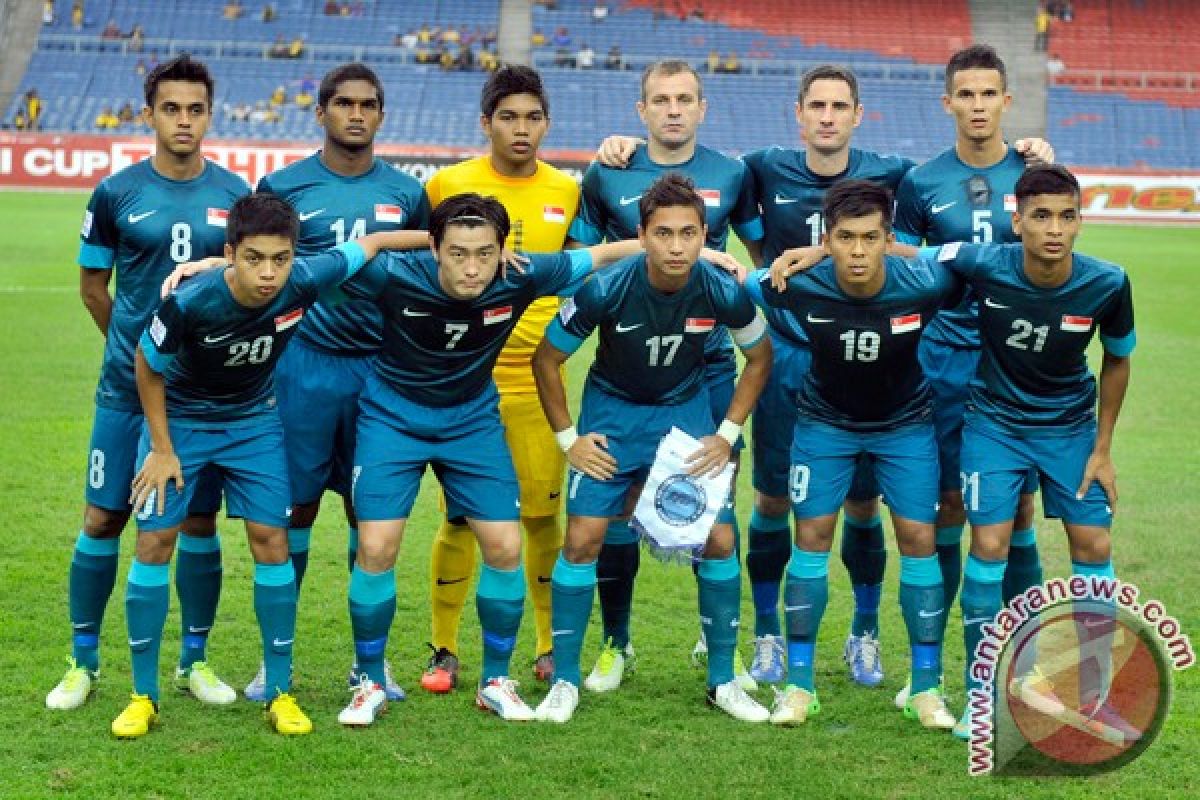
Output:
[
  {"xmin": 716, "ymin": 419, "xmax": 742, "ymax": 447},
  {"xmin": 555, "ymin": 426, "xmax": 579, "ymax": 452}
]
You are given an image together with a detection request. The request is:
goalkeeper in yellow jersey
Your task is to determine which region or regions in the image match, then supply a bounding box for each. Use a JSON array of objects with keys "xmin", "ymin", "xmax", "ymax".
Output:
[{"xmin": 420, "ymin": 65, "xmax": 580, "ymax": 691}]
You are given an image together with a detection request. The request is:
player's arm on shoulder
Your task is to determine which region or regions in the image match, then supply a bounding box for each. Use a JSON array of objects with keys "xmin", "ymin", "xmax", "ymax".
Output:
[
  {"xmin": 132, "ymin": 302, "xmax": 184, "ymax": 516},
  {"xmin": 768, "ymin": 246, "xmax": 824, "ymax": 289},
  {"xmin": 595, "ymin": 135, "xmax": 643, "ymax": 168},
  {"xmin": 1014, "ymin": 137, "xmax": 1055, "ymax": 165},
  {"xmin": 161, "ymin": 256, "xmax": 228, "ymax": 298}
]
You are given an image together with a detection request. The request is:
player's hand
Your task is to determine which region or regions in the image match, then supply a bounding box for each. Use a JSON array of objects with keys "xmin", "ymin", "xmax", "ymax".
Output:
[
  {"xmin": 686, "ymin": 435, "xmax": 732, "ymax": 479},
  {"xmin": 769, "ymin": 246, "xmax": 824, "ymax": 290},
  {"xmin": 130, "ymin": 449, "xmax": 184, "ymax": 517},
  {"xmin": 567, "ymin": 433, "xmax": 618, "ymax": 481},
  {"xmin": 499, "ymin": 248, "xmax": 530, "ymax": 278},
  {"xmin": 161, "ymin": 256, "xmax": 227, "ymax": 298},
  {"xmin": 1077, "ymin": 450, "xmax": 1117, "ymax": 510},
  {"xmin": 596, "ymin": 135, "xmax": 643, "ymax": 168},
  {"xmin": 701, "ymin": 247, "xmax": 747, "ymax": 282},
  {"xmin": 1015, "ymin": 137, "xmax": 1055, "ymax": 165}
]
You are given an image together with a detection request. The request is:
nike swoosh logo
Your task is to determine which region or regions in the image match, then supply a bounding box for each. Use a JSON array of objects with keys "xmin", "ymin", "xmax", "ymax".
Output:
[
  {"xmin": 129, "ymin": 637, "xmax": 152, "ymax": 647},
  {"xmin": 774, "ymin": 194, "xmax": 798, "ymax": 205},
  {"xmin": 614, "ymin": 322, "xmax": 642, "ymax": 333},
  {"xmin": 272, "ymin": 638, "xmax": 294, "ymax": 648},
  {"xmin": 536, "ymin": 576, "xmax": 552, "ymax": 584},
  {"xmin": 187, "ymin": 626, "xmax": 212, "ymax": 634},
  {"xmin": 551, "ymin": 630, "xmax": 575, "ymax": 637},
  {"xmin": 72, "ymin": 623, "xmax": 90, "ymax": 629},
  {"xmin": 436, "ymin": 577, "xmax": 467, "ymax": 586},
  {"xmin": 806, "ymin": 313, "xmax": 834, "ymax": 324},
  {"xmin": 403, "ymin": 307, "xmax": 431, "ymax": 317},
  {"xmin": 619, "ymin": 195, "xmax": 642, "ymax": 206},
  {"xmin": 549, "ymin": 491, "xmax": 561, "ymax": 499},
  {"xmin": 784, "ymin": 604, "xmax": 812, "ymax": 612},
  {"xmin": 918, "ymin": 609, "xmax": 945, "ymax": 618},
  {"xmin": 297, "ymin": 208, "xmax": 325, "ymax": 221},
  {"xmin": 203, "ymin": 333, "xmax": 233, "ymax": 344},
  {"xmin": 128, "ymin": 210, "xmax": 157, "ymax": 224},
  {"xmin": 931, "ymin": 201, "xmax": 956, "ymax": 214},
  {"xmin": 963, "ymin": 616, "xmax": 992, "ymax": 626},
  {"xmin": 984, "ymin": 297, "xmax": 1010, "ymax": 309}
]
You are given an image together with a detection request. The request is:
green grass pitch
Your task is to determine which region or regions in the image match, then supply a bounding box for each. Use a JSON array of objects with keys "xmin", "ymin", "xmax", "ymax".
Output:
[{"xmin": 0, "ymin": 191, "xmax": 1196, "ymax": 798}]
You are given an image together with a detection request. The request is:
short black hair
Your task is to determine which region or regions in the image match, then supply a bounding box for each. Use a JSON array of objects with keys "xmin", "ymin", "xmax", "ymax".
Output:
[
  {"xmin": 799, "ymin": 64, "xmax": 859, "ymax": 106},
  {"xmin": 144, "ymin": 54, "xmax": 214, "ymax": 107},
  {"xmin": 480, "ymin": 64, "xmax": 549, "ymax": 118},
  {"xmin": 639, "ymin": 172, "xmax": 706, "ymax": 228},
  {"xmin": 318, "ymin": 62, "xmax": 385, "ymax": 110},
  {"xmin": 822, "ymin": 179, "xmax": 894, "ymax": 232},
  {"xmin": 945, "ymin": 44, "xmax": 1007, "ymax": 95},
  {"xmin": 1015, "ymin": 164, "xmax": 1081, "ymax": 208},
  {"xmin": 227, "ymin": 192, "xmax": 298, "ymax": 249},
  {"xmin": 429, "ymin": 193, "xmax": 511, "ymax": 249},
  {"xmin": 640, "ymin": 59, "xmax": 704, "ymax": 101}
]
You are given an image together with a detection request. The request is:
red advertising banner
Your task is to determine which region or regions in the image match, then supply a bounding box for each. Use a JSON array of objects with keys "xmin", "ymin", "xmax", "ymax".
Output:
[{"xmin": 2, "ymin": 133, "xmax": 1197, "ymax": 224}]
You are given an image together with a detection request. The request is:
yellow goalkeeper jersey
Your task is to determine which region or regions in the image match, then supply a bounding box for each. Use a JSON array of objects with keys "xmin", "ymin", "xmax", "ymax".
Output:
[{"xmin": 425, "ymin": 156, "xmax": 580, "ymax": 395}]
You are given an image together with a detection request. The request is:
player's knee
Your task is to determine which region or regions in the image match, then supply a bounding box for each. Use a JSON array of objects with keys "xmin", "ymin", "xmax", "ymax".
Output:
[
  {"xmin": 755, "ymin": 492, "xmax": 791, "ymax": 517},
  {"xmin": 134, "ymin": 530, "xmax": 179, "ymax": 564},
  {"xmin": 968, "ymin": 524, "xmax": 1012, "ymax": 561},
  {"xmin": 289, "ymin": 501, "xmax": 320, "ymax": 529},
  {"xmin": 245, "ymin": 522, "xmax": 288, "ymax": 564},
  {"xmin": 562, "ymin": 536, "xmax": 603, "ymax": 565},
  {"xmin": 82, "ymin": 505, "xmax": 130, "ymax": 539},
  {"xmin": 1066, "ymin": 527, "xmax": 1111, "ymax": 564},
  {"xmin": 702, "ymin": 525, "xmax": 735, "ymax": 560},
  {"xmin": 892, "ymin": 520, "xmax": 935, "ymax": 557},
  {"xmin": 843, "ymin": 496, "xmax": 879, "ymax": 522}
]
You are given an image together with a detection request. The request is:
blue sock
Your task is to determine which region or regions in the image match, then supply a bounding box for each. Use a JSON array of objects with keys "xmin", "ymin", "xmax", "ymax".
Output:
[
  {"xmin": 477, "ymin": 563, "xmax": 525, "ymax": 683},
  {"xmin": 254, "ymin": 561, "xmax": 298, "ymax": 699},
  {"xmin": 126, "ymin": 559, "xmax": 170, "ymax": 702},
  {"xmin": 347, "ymin": 526, "xmax": 358, "ymax": 573},
  {"xmin": 842, "ymin": 515, "xmax": 886, "ymax": 638},
  {"xmin": 549, "ymin": 554, "xmax": 596, "ymax": 687},
  {"xmin": 597, "ymin": 520, "xmax": 639, "ymax": 649},
  {"xmin": 348, "ymin": 564, "xmax": 395, "ymax": 688},
  {"xmin": 1003, "ymin": 527, "xmax": 1042, "ymax": 605},
  {"xmin": 783, "ymin": 545, "xmax": 829, "ymax": 691},
  {"xmin": 697, "ymin": 555, "xmax": 741, "ymax": 687},
  {"xmin": 288, "ymin": 527, "xmax": 311, "ymax": 592},
  {"xmin": 747, "ymin": 510, "xmax": 790, "ymax": 637},
  {"xmin": 898, "ymin": 554, "xmax": 946, "ymax": 694},
  {"xmin": 176, "ymin": 532, "xmax": 222, "ymax": 670},
  {"xmin": 69, "ymin": 532, "xmax": 119, "ymax": 672},
  {"xmin": 961, "ymin": 554, "xmax": 1006, "ymax": 697},
  {"xmin": 935, "ymin": 524, "xmax": 964, "ymax": 608},
  {"xmin": 1072, "ymin": 560, "xmax": 1117, "ymax": 706}
]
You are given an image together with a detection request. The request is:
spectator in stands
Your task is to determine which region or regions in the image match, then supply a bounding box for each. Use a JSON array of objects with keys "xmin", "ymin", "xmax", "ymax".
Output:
[
  {"xmin": 250, "ymin": 101, "xmax": 279, "ymax": 124},
  {"xmin": 605, "ymin": 45, "xmax": 624, "ymax": 70},
  {"xmin": 101, "ymin": 19, "xmax": 120, "ymax": 39},
  {"xmin": 532, "ymin": 29, "xmax": 547, "ymax": 47},
  {"xmin": 289, "ymin": 34, "xmax": 305, "ymax": 59},
  {"xmin": 299, "ymin": 73, "xmax": 317, "ymax": 94},
  {"xmin": 1035, "ymin": 3, "xmax": 1050, "ymax": 52},
  {"xmin": 262, "ymin": 3, "xmax": 277, "ymax": 23},
  {"xmin": 398, "ymin": 29, "xmax": 418, "ymax": 49},
  {"xmin": 24, "ymin": 90, "xmax": 42, "ymax": 131},
  {"xmin": 94, "ymin": 106, "xmax": 118, "ymax": 130},
  {"xmin": 227, "ymin": 101, "xmax": 251, "ymax": 122},
  {"xmin": 418, "ymin": 24, "xmax": 433, "ymax": 44},
  {"xmin": 324, "ymin": 0, "xmax": 339, "ymax": 14},
  {"xmin": 718, "ymin": 52, "xmax": 741, "ymax": 74},
  {"xmin": 442, "ymin": 27, "xmax": 461, "ymax": 45},
  {"xmin": 455, "ymin": 45, "xmax": 475, "ymax": 72},
  {"xmin": 71, "ymin": 2, "xmax": 83, "ymax": 31},
  {"xmin": 438, "ymin": 44, "xmax": 454, "ymax": 71},
  {"xmin": 577, "ymin": 43, "xmax": 595, "ymax": 70},
  {"xmin": 1046, "ymin": 53, "xmax": 1065, "ymax": 77},
  {"xmin": 479, "ymin": 48, "xmax": 498, "ymax": 72},
  {"xmin": 12, "ymin": 109, "xmax": 28, "ymax": 130},
  {"xmin": 223, "ymin": 1, "xmax": 243, "ymax": 20},
  {"xmin": 593, "ymin": 2, "xmax": 609, "ymax": 22},
  {"xmin": 483, "ymin": 27, "xmax": 497, "ymax": 49},
  {"xmin": 269, "ymin": 34, "xmax": 289, "ymax": 59},
  {"xmin": 43, "ymin": 1, "xmax": 55, "ymax": 26},
  {"xmin": 1060, "ymin": 1, "xmax": 1074, "ymax": 22},
  {"xmin": 294, "ymin": 86, "xmax": 314, "ymax": 110},
  {"xmin": 706, "ymin": 50, "xmax": 719, "ymax": 73},
  {"xmin": 136, "ymin": 59, "xmax": 147, "ymax": 76},
  {"xmin": 270, "ymin": 85, "xmax": 287, "ymax": 107},
  {"xmin": 552, "ymin": 26, "xmax": 571, "ymax": 48},
  {"xmin": 129, "ymin": 23, "xmax": 144, "ymax": 52},
  {"xmin": 117, "ymin": 102, "xmax": 135, "ymax": 126}
]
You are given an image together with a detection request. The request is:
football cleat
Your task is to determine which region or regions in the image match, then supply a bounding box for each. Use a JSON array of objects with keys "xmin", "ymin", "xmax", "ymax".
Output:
[
  {"xmin": 266, "ymin": 692, "xmax": 312, "ymax": 735},
  {"xmin": 111, "ymin": 694, "xmax": 158, "ymax": 738},
  {"xmin": 244, "ymin": 661, "xmax": 294, "ymax": 703},
  {"xmin": 419, "ymin": 645, "xmax": 460, "ymax": 694},
  {"xmin": 894, "ymin": 681, "xmax": 911, "ymax": 710},
  {"xmin": 734, "ymin": 650, "xmax": 758, "ymax": 693},
  {"xmin": 533, "ymin": 652, "xmax": 555, "ymax": 684},
  {"xmin": 843, "ymin": 633, "xmax": 884, "ymax": 687},
  {"xmin": 1009, "ymin": 666, "xmax": 1066, "ymax": 716},
  {"xmin": 905, "ymin": 687, "xmax": 956, "ymax": 730},
  {"xmin": 46, "ymin": 658, "xmax": 96, "ymax": 710},
  {"xmin": 708, "ymin": 680, "xmax": 770, "ymax": 723},
  {"xmin": 952, "ymin": 706, "xmax": 973, "ymax": 740},
  {"xmin": 535, "ymin": 679, "xmax": 580, "ymax": 724},
  {"xmin": 749, "ymin": 635, "xmax": 785, "ymax": 684},
  {"xmin": 584, "ymin": 639, "xmax": 635, "ymax": 693},
  {"xmin": 175, "ymin": 662, "xmax": 236, "ymax": 706},
  {"xmin": 476, "ymin": 677, "xmax": 535, "ymax": 721},
  {"xmin": 338, "ymin": 675, "xmax": 387, "ymax": 727},
  {"xmin": 769, "ymin": 685, "xmax": 821, "ymax": 726},
  {"xmin": 1079, "ymin": 699, "xmax": 1143, "ymax": 743},
  {"xmin": 348, "ymin": 660, "xmax": 406, "ymax": 702}
]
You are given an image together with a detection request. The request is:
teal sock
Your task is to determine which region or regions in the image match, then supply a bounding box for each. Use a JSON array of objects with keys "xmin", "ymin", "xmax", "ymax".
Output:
[
  {"xmin": 176, "ymin": 532, "xmax": 222, "ymax": 669},
  {"xmin": 69, "ymin": 532, "xmax": 119, "ymax": 672},
  {"xmin": 477, "ymin": 563, "xmax": 525, "ymax": 683},
  {"xmin": 697, "ymin": 555, "xmax": 741, "ymax": 687},
  {"xmin": 842, "ymin": 514, "xmax": 885, "ymax": 637},
  {"xmin": 254, "ymin": 562, "xmax": 298, "ymax": 699},
  {"xmin": 126, "ymin": 559, "xmax": 170, "ymax": 702},
  {"xmin": 549, "ymin": 554, "xmax": 596, "ymax": 687},
  {"xmin": 899, "ymin": 554, "xmax": 946, "ymax": 694},
  {"xmin": 783, "ymin": 545, "xmax": 829, "ymax": 691},
  {"xmin": 747, "ymin": 510, "xmax": 790, "ymax": 637},
  {"xmin": 935, "ymin": 525, "xmax": 964, "ymax": 608},
  {"xmin": 347, "ymin": 526, "xmax": 358, "ymax": 573},
  {"xmin": 597, "ymin": 519, "xmax": 638, "ymax": 648},
  {"xmin": 288, "ymin": 528, "xmax": 311, "ymax": 592},
  {"xmin": 348, "ymin": 564, "xmax": 395, "ymax": 688},
  {"xmin": 961, "ymin": 555, "xmax": 1006, "ymax": 698},
  {"xmin": 1072, "ymin": 560, "xmax": 1117, "ymax": 706},
  {"xmin": 1003, "ymin": 527, "xmax": 1042, "ymax": 605}
]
